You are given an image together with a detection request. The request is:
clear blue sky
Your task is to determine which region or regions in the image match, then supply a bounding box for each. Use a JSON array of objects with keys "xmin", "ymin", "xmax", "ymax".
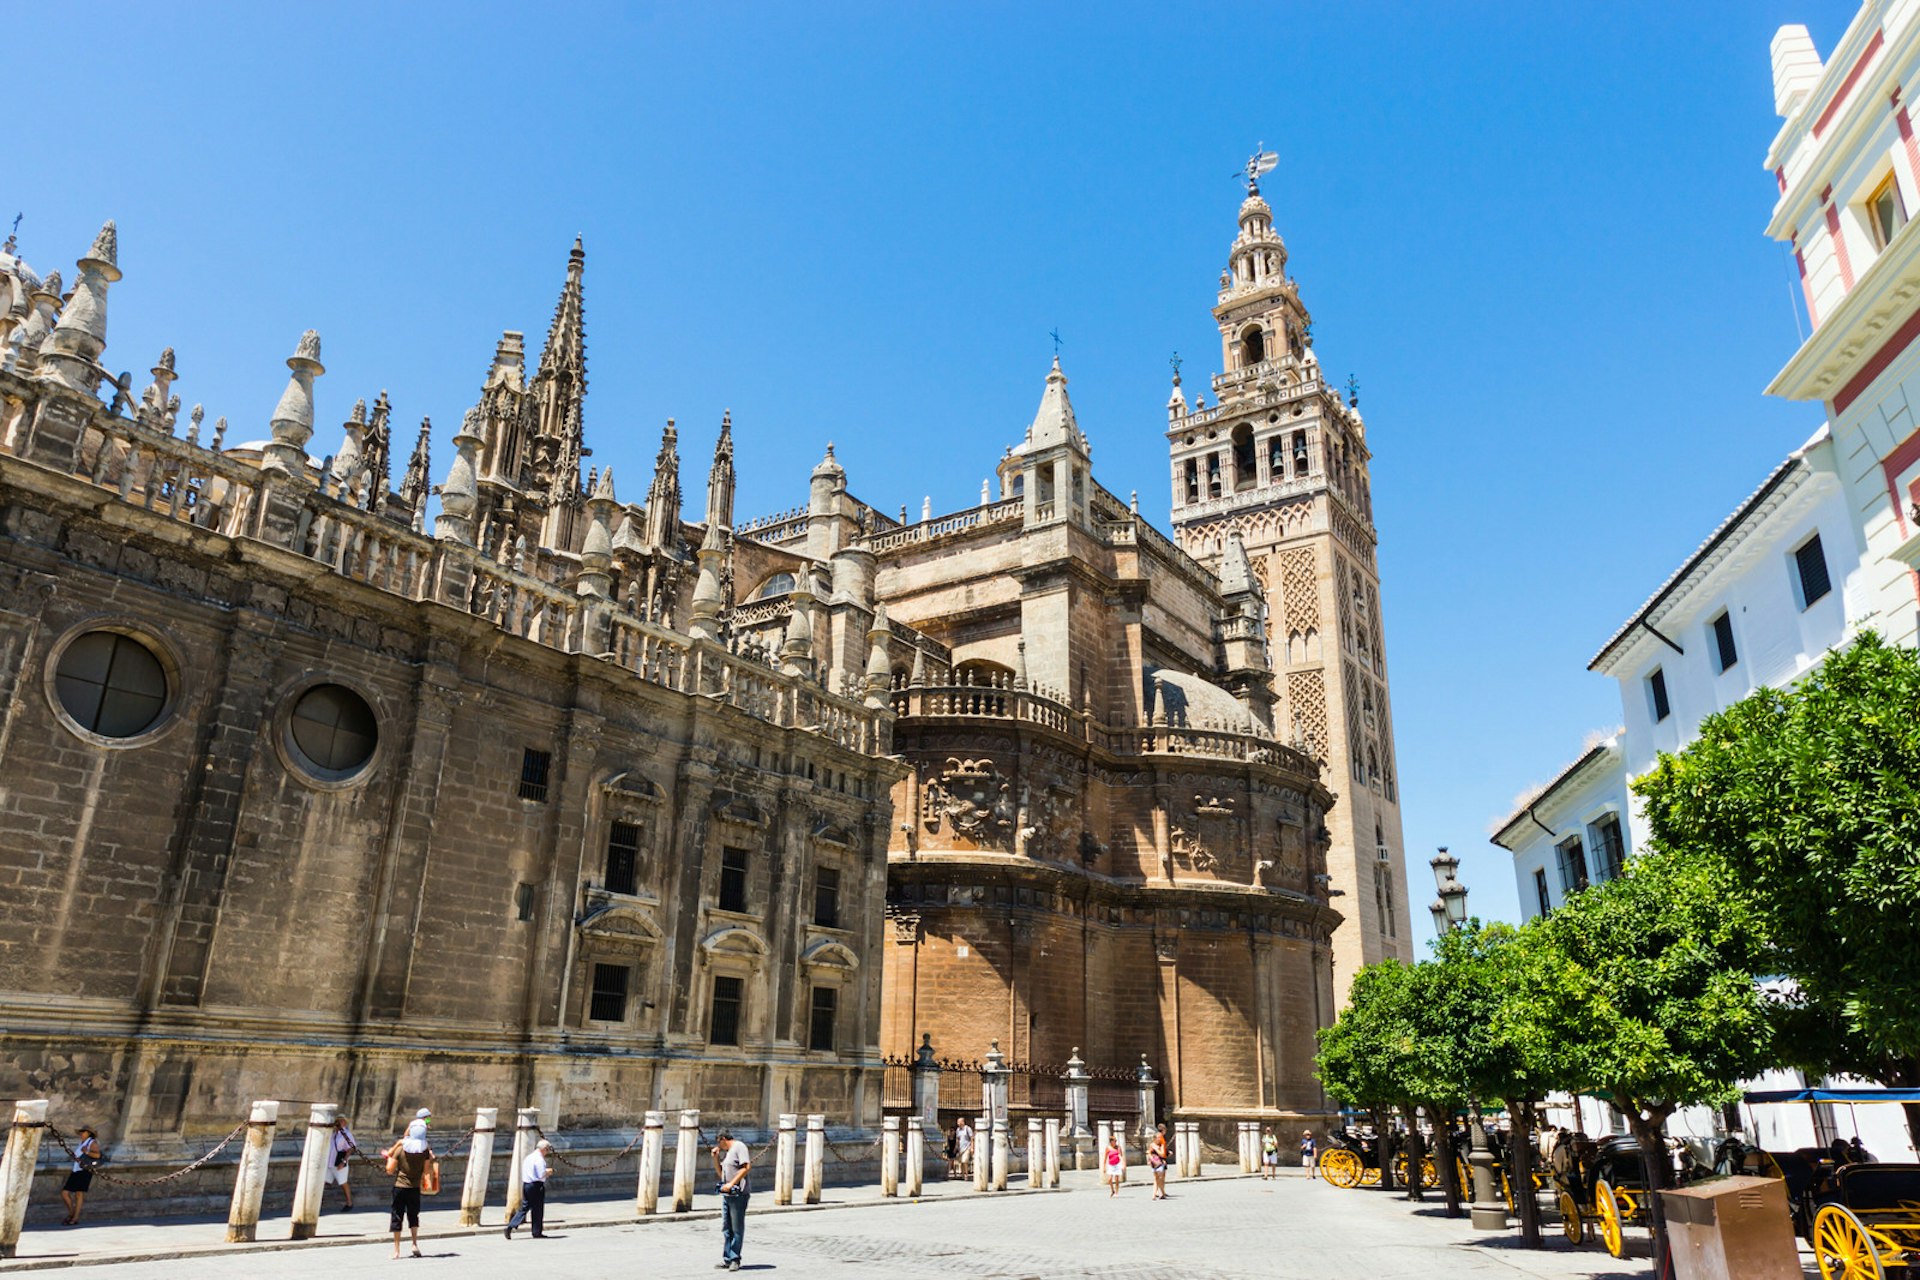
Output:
[{"xmin": 16, "ymin": 1, "xmax": 1860, "ymax": 928}]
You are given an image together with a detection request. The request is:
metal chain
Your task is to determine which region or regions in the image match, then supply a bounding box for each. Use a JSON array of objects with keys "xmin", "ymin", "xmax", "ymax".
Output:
[
  {"xmin": 531, "ymin": 1124, "xmax": 645, "ymax": 1173},
  {"xmin": 826, "ymin": 1135, "xmax": 881, "ymax": 1163},
  {"xmin": 45, "ymin": 1120, "xmax": 249, "ymax": 1188}
]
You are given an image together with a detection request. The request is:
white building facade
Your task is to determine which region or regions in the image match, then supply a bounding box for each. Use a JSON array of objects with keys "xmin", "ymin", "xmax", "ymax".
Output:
[{"xmin": 1765, "ymin": 6, "xmax": 1920, "ymax": 651}]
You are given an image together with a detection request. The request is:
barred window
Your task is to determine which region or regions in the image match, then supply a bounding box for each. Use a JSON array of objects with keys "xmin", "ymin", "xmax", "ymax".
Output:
[
  {"xmin": 814, "ymin": 867, "xmax": 841, "ymax": 929},
  {"xmin": 519, "ymin": 748, "xmax": 552, "ymax": 802},
  {"xmin": 719, "ymin": 847, "xmax": 749, "ymax": 913},
  {"xmin": 589, "ymin": 963, "xmax": 629, "ymax": 1022},
  {"xmin": 808, "ymin": 986, "xmax": 837, "ymax": 1052},
  {"xmin": 606, "ymin": 820, "xmax": 641, "ymax": 896},
  {"xmin": 710, "ymin": 976, "xmax": 743, "ymax": 1046}
]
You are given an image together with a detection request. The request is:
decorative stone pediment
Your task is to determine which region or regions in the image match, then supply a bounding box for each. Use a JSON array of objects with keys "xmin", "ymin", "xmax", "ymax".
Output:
[
  {"xmin": 700, "ymin": 924, "xmax": 769, "ymax": 966},
  {"xmin": 577, "ymin": 902, "xmax": 663, "ymax": 957},
  {"xmin": 711, "ymin": 791, "xmax": 763, "ymax": 828},
  {"xmin": 799, "ymin": 938, "xmax": 860, "ymax": 973},
  {"xmin": 600, "ymin": 770, "xmax": 663, "ymax": 803},
  {"xmin": 812, "ymin": 820, "xmax": 855, "ymax": 846}
]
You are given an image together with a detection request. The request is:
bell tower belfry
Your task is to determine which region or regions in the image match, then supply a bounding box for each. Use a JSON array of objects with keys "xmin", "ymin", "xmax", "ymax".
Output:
[{"xmin": 1168, "ymin": 162, "xmax": 1414, "ymax": 987}]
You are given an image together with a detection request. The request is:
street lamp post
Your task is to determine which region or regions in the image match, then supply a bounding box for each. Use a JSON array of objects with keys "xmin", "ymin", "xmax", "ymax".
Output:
[{"xmin": 1429, "ymin": 848, "xmax": 1507, "ymax": 1231}]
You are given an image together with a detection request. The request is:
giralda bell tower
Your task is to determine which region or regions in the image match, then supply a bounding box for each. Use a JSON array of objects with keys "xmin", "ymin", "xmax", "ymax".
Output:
[{"xmin": 1167, "ymin": 161, "xmax": 1414, "ymax": 988}]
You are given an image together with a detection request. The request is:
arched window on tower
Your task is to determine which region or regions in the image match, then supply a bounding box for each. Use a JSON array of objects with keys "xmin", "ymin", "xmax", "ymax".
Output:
[
  {"xmin": 1240, "ymin": 325, "xmax": 1265, "ymax": 369},
  {"xmin": 1230, "ymin": 424, "xmax": 1256, "ymax": 492}
]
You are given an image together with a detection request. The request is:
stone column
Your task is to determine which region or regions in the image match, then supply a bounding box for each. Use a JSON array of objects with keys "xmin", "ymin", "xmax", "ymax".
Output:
[
  {"xmin": 461, "ymin": 1108, "xmax": 498, "ymax": 1226},
  {"xmin": 1064, "ymin": 1049, "xmax": 1093, "ymax": 1171},
  {"xmin": 0, "ymin": 1100, "xmax": 48, "ymax": 1260},
  {"xmin": 802, "ymin": 1115, "xmax": 825, "ymax": 1205},
  {"xmin": 225, "ymin": 1100, "xmax": 281, "ymax": 1243},
  {"xmin": 1025, "ymin": 1118, "xmax": 1042, "ymax": 1189},
  {"xmin": 1135, "ymin": 1056, "xmax": 1158, "ymax": 1142},
  {"xmin": 880, "ymin": 1116, "xmax": 899, "ymax": 1197},
  {"xmin": 1243, "ymin": 1122, "xmax": 1258, "ymax": 1173},
  {"xmin": 981, "ymin": 1040, "xmax": 1009, "ymax": 1130},
  {"xmin": 288, "ymin": 1102, "xmax": 337, "ymax": 1240},
  {"xmin": 774, "ymin": 1114, "xmax": 797, "ymax": 1206},
  {"xmin": 908, "ymin": 1034, "xmax": 941, "ymax": 1137},
  {"xmin": 672, "ymin": 1110, "xmax": 699, "ymax": 1213},
  {"xmin": 506, "ymin": 1108, "xmax": 539, "ymax": 1221},
  {"xmin": 636, "ymin": 1111, "xmax": 664, "ymax": 1216},
  {"xmin": 1043, "ymin": 1117, "xmax": 1061, "ymax": 1188},
  {"xmin": 991, "ymin": 1114, "xmax": 1010, "ymax": 1191},
  {"xmin": 972, "ymin": 1115, "xmax": 990, "ymax": 1191},
  {"xmin": 1096, "ymin": 1119, "xmax": 1110, "ymax": 1176},
  {"xmin": 1189, "ymin": 1122, "xmax": 1204, "ymax": 1176},
  {"xmin": 905, "ymin": 1117, "xmax": 924, "ymax": 1196}
]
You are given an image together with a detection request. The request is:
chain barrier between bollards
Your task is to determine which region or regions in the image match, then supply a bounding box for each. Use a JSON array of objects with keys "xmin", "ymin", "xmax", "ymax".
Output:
[
  {"xmin": 531, "ymin": 1124, "xmax": 646, "ymax": 1173},
  {"xmin": 825, "ymin": 1136, "xmax": 882, "ymax": 1163},
  {"xmin": 46, "ymin": 1120, "xmax": 248, "ymax": 1188}
]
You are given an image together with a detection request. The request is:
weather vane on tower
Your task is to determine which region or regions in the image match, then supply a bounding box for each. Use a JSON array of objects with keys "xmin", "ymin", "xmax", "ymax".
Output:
[{"xmin": 1242, "ymin": 144, "xmax": 1278, "ymax": 191}]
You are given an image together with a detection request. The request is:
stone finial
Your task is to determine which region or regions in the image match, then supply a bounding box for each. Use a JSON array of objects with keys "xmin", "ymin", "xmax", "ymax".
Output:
[
  {"xmin": 186, "ymin": 403, "xmax": 204, "ymax": 446},
  {"xmin": 400, "ymin": 416, "xmax": 431, "ymax": 517},
  {"xmin": 434, "ymin": 409, "xmax": 481, "ymax": 544},
  {"xmin": 781, "ymin": 578, "xmax": 815, "ymax": 678},
  {"xmin": 920, "ymin": 495, "xmax": 932, "ymax": 523},
  {"xmin": 981, "ymin": 479, "xmax": 991, "ymax": 504},
  {"xmin": 39, "ymin": 219, "xmax": 122, "ymax": 394},
  {"xmin": 688, "ymin": 518, "xmax": 727, "ymax": 642},
  {"xmin": 1013, "ymin": 640, "xmax": 1028, "ymax": 691},
  {"xmin": 578, "ymin": 466, "xmax": 617, "ymax": 598},
  {"xmin": 108, "ymin": 371, "xmax": 133, "ymax": 416},
  {"xmin": 864, "ymin": 603, "xmax": 893, "ymax": 707},
  {"xmin": 212, "ymin": 416, "xmax": 229, "ymax": 450},
  {"xmin": 909, "ymin": 644, "xmax": 926, "ymax": 687},
  {"xmin": 263, "ymin": 329, "xmax": 325, "ymax": 477},
  {"xmin": 137, "ymin": 348, "xmax": 179, "ymax": 428},
  {"xmin": 349, "ymin": 397, "xmax": 366, "ymax": 424}
]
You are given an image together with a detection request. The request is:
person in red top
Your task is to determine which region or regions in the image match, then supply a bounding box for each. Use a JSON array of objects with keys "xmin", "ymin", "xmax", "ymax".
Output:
[
  {"xmin": 1103, "ymin": 1133, "xmax": 1124, "ymax": 1197},
  {"xmin": 1146, "ymin": 1124, "xmax": 1170, "ymax": 1201}
]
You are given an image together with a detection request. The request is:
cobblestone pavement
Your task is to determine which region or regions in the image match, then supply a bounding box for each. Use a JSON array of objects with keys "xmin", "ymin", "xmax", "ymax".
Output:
[{"xmin": 19, "ymin": 1171, "xmax": 1813, "ymax": 1278}]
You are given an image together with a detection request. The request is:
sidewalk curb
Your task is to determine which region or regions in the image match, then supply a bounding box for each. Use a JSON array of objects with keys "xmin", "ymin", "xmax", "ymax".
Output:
[{"xmin": 4, "ymin": 1172, "xmax": 1266, "ymax": 1270}]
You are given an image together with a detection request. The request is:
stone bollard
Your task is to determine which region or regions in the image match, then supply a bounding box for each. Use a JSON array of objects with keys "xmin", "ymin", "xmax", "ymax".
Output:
[
  {"xmin": 905, "ymin": 1117, "xmax": 924, "ymax": 1196},
  {"xmin": 803, "ymin": 1114, "xmax": 825, "ymax": 1205},
  {"xmin": 1116, "ymin": 1126, "xmax": 1128, "ymax": 1182},
  {"xmin": 672, "ymin": 1109, "xmax": 699, "ymax": 1212},
  {"xmin": 1097, "ymin": 1119, "xmax": 1111, "ymax": 1172},
  {"xmin": 881, "ymin": 1116, "xmax": 900, "ymax": 1197},
  {"xmin": 1192, "ymin": 1122, "xmax": 1206, "ymax": 1176},
  {"xmin": 991, "ymin": 1113, "xmax": 1010, "ymax": 1191},
  {"xmin": 1244, "ymin": 1122, "xmax": 1258, "ymax": 1173},
  {"xmin": 506, "ymin": 1108, "xmax": 539, "ymax": 1221},
  {"xmin": 636, "ymin": 1111, "xmax": 664, "ymax": 1216},
  {"xmin": 973, "ymin": 1115, "xmax": 990, "ymax": 1191},
  {"xmin": 289, "ymin": 1102, "xmax": 337, "ymax": 1239},
  {"xmin": 1026, "ymin": 1118, "xmax": 1042, "ymax": 1188},
  {"xmin": 462, "ymin": 1108, "xmax": 498, "ymax": 1226},
  {"xmin": 0, "ymin": 1099, "xmax": 48, "ymax": 1260},
  {"xmin": 774, "ymin": 1114, "xmax": 797, "ymax": 1206},
  {"xmin": 1043, "ymin": 1117, "xmax": 1061, "ymax": 1188},
  {"xmin": 226, "ymin": 1100, "xmax": 281, "ymax": 1242}
]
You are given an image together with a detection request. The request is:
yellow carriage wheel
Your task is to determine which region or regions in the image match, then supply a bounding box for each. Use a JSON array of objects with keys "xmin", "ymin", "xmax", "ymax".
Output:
[
  {"xmin": 1813, "ymin": 1204, "xmax": 1885, "ymax": 1280},
  {"xmin": 1320, "ymin": 1149, "xmax": 1361, "ymax": 1189},
  {"xmin": 1594, "ymin": 1178, "xmax": 1625, "ymax": 1259},
  {"xmin": 1558, "ymin": 1189, "xmax": 1584, "ymax": 1245},
  {"xmin": 1500, "ymin": 1170, "xmax": 1513, "ymax": 1212},
  {"xmin": 1360, "ymin": 1165, "xmax": 1381, "ymax": 1187},
  {"xmin": 1456, "ymin": 1159, "xmax": 1470, "ymax": 1197}
]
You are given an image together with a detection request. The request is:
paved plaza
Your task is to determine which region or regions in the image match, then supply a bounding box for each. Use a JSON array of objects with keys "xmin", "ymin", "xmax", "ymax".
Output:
[{"xmin": 6, "ymin": 1170, "xmax": 1769, "ymax": 1279}]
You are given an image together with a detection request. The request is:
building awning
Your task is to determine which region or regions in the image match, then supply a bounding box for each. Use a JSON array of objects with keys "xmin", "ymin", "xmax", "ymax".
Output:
[{"xmin": 1743, "ymin": 1088, "xmax": 1920, "ymax": 1104}]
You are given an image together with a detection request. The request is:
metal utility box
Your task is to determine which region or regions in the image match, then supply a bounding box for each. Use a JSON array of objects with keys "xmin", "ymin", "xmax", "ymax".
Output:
[{"xmin": 1659, "ymin": 1175, "xmax": 1800, "ymax": 1280}]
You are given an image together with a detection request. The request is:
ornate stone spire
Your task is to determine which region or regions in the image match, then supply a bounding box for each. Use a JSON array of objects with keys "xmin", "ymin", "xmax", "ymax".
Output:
[
  {"xmin": 138, "ymin": 348, "xmax": 177, "ymax": 426},
  {"xmin": 688, "ymin": 515, "xmax": 727, "ymax": 641},
  {"xmin": 6, "ymin": 269, "xmax": 60, "ymax": 374},
  {"xmin": 528, "ymin": 237, "xmax": 586, "ymax": 502},
  {"xmin": 644, "ymin": 419, "xmax": 683, "ymax": 551},
  {"xmin": 399, "ymin": 415, "xmax": 432, "ymax": 521},
  {"xmin": 1218, "ymin": 531, "xmax": 1256, "ymax": 596},
  {"xmin": 263, "ymin": 330, "xmax": 325, "ymax": 476},
  {"xmin": 330, "ymin": 397, "xmax": 367, "ymax": 495},
  {"xmin": 435, "ymin": 408, "xmax": 482, "ymax": 544},
  {"xmin": 365, "ymin": 391, "xmax": 393, "ymax": 508},
  {"xmin": 40, "ymin": 221, "xmax": 120, "ymax": 394},
  {"xmin": 782, "ymin": 577, "xmax": 815, "ymax": 678},
  {"xmin": 706, "ymin": 409, "xmax": 735, "ymax": 531}
]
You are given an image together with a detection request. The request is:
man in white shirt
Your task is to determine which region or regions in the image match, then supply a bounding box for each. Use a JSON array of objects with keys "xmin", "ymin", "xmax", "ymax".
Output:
[
  {"xmin": 955, "ymin": 1118, "xmax": 974, "ymax": 1179},
  {"xmin": 504, "ymin": 1138, "xmax": 553, "ymax": 1239},
  {"xmin": 326, "ymin": 1118, "xmax": 357, "ymax": 1210},
  {"xmin": 712, "ymin": 1130, "xmax": 751, "ymax": 1270}
]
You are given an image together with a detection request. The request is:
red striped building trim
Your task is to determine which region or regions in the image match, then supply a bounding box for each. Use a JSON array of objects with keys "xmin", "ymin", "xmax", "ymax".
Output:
[
  {"xmin": 1814, "ymin": 29, "xmax": 1886, "ymax": 140},
  {"xmin": 1828, "ymin": 202, "xmax": 1856, "ymax": 290},
  {"xmin": 1834, "ymin": 301, "xmax": 1920, "ymax": 414}
]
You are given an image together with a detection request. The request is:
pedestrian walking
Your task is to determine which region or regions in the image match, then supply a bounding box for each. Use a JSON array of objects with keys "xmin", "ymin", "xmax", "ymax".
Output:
[
  {"xmin": 712, "ymin": 1129, "xmax": 752, "ymax": 1271},
  {"xmin": 504, "ymin": 1138, "xmax": 552, "ymax": 1239},
  {"xmin": 1301, "ymin": 1129, "xmax": 1318, "ymax": 1178},
  {"xmin": 943, "ymin": 1120, "xmax": 959, "ymax": 1179},
  {"xmin": 327, "ymin": 1117, "xmax": 358, "ymax": 1211},
  {"xmin": 383, "ymin": 1109, "xmax": 437, "ymax": 1260},
  {"xmin": 955, "ymin": 1117, "xmax": 974, "ymax": 1180},
  {"xmin": 1261, "ymin": 1127, "xmax": 1279, "ymax": 1180},
  {"xmin": 1147, "ymin": 1124, "xmax": 1170, "ymax": 1200},
  {"xmin": 1103, "ymin": 1132, "xmax": 1124, "ymax": 1197},
  {"xmin": 60, "ymin": 1128, "xmax": 100, "ymax": 1225}
]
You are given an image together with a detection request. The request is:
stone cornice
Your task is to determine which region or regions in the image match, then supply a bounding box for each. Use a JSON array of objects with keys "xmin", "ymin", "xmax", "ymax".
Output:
[{"xmin": 1769, "ymin": 212, "xmax": 1920, "ymax": 403}]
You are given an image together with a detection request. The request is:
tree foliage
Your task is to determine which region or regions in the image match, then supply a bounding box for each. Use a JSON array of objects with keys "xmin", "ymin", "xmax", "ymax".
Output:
[{"xmin": 1635, "ymin": 632, "xmax": 1920, "ymax": 1086}]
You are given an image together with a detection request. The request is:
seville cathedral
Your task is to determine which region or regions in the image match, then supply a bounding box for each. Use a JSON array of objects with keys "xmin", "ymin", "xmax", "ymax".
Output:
[{"xmin": 0, "ymin": 175, "xmax": 1407, "ymax": 1157}]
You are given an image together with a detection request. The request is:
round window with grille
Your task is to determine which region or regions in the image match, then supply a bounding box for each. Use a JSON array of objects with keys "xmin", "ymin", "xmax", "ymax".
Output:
[
  {"xmin": 287, "ymin": 683, "xmax": 378, "ymax": 778},
  {"xmin": 52, "ymin": 631, "xmax": 170, "ymax": 739}
]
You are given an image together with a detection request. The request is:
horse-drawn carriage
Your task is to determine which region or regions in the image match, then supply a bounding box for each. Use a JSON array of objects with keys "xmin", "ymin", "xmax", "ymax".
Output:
[
  {"xmin": 1319, "ymin": 1126, "xmax": 1449, "ymax": 1191},
  {"xmin": 1549, "ymin": 1133, "xmax": 1652, "ymax": 1258},
  {"xmin": 1810, "ymin": 1163, "xmax": 1920, "ymax": 1279}
]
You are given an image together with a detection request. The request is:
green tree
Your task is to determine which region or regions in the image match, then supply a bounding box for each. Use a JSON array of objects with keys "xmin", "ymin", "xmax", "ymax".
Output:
[
  {"xmin": 1518, "ymin": 848, "xmax": 1773, "ymax": 1268},
  {"xmin": 1635, "ymin": 631, "xmax": 1920, "ymax": 1144},
  {"xmin": 1316, "ymin": 959, "xmax": 1416, "ymax": 1194},
  {"xmin": 1479, "ymin": 920, "xmax": 1580, "ymax": 1248}
]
